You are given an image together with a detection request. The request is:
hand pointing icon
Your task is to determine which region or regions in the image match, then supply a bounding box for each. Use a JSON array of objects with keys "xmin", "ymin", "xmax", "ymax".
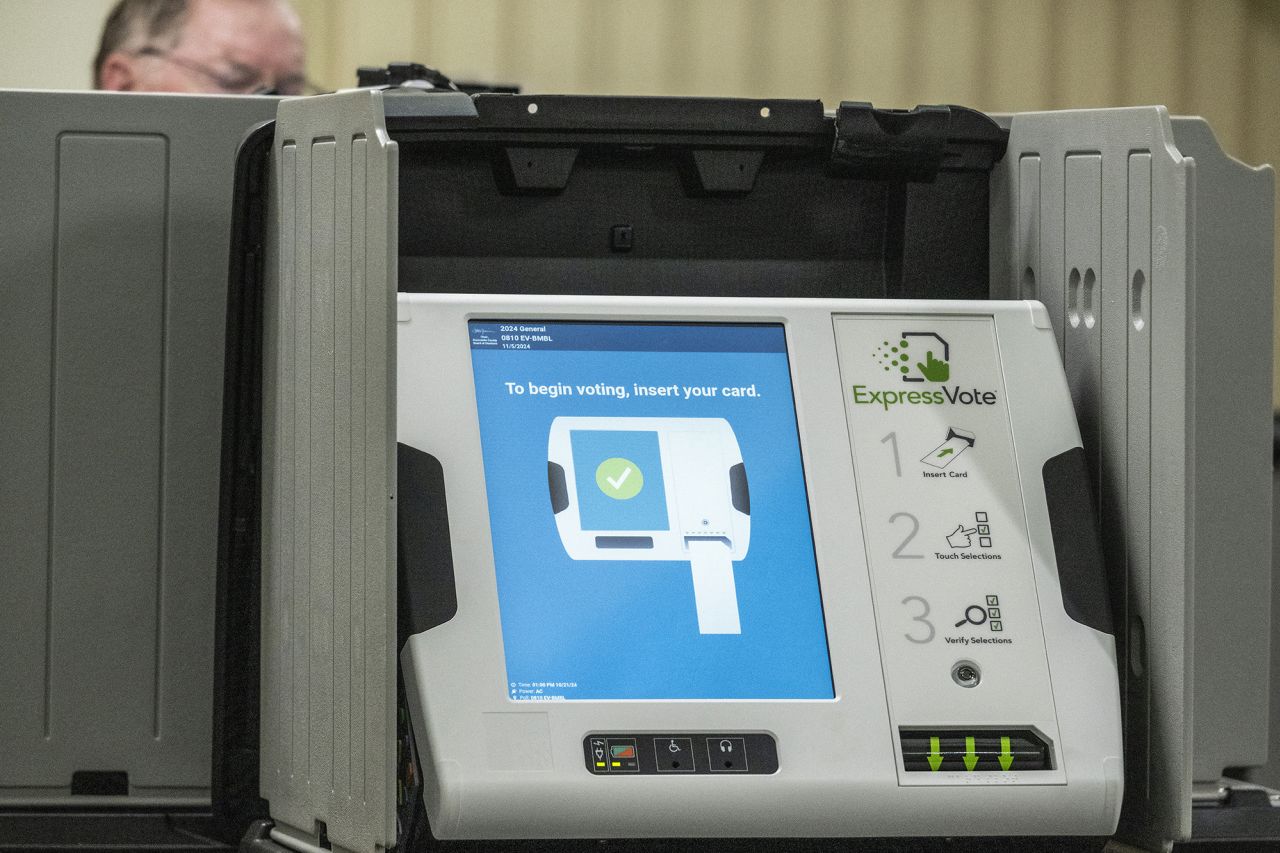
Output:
[
  {"xmin": 946, "ymin": 524, "xmax": 977, "ymax": 549},
  {"xmin": 916, "ymin": 350, "xmax": 950, "ymax": 382}
]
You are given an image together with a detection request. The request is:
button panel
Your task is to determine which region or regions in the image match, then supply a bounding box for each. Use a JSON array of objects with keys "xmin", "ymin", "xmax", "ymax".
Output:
[{"xmin": 583, "ymin": 733, "xmax": 777, "ymax": 775}]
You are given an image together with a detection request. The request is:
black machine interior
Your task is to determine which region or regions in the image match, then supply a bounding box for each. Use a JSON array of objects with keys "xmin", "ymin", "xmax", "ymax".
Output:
[{"xmin": 390, "ymin": 95, "xmax": 1007, "ymax": 299}]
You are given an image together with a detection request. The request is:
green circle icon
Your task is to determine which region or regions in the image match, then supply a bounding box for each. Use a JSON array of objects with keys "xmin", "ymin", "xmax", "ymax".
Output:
[{"xmin": 596, "ymin": 457, "xmax": 643, "ymax": 500}]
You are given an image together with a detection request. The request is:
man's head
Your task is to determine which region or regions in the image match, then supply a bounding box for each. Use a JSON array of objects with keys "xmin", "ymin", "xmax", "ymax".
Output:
[{"xmin": 94, "ymin": 0, "xmax": 305, "ymax": 95}]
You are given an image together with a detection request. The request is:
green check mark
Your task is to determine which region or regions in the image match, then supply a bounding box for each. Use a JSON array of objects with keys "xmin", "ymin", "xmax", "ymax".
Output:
[{"xmin": 595, "ymin": 457, "xmax": 643, "ymax": 500}]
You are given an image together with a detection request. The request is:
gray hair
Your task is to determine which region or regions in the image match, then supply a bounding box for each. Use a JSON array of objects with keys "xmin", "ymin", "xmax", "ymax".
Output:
[{"xmin": 93, "ymin": 0, "xmax": 190, "ymax": 88}]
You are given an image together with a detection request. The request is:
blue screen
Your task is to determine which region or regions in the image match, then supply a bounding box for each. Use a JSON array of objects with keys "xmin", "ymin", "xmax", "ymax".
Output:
[{"xmin": 469, "ymin": 320, "xmax": 834, "ymax": 701}]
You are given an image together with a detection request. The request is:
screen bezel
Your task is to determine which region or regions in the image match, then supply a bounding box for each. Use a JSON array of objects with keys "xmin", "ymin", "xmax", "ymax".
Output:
[{"xmin": 465, "ymin": 317, "xmax": 836, "ymax": 702}]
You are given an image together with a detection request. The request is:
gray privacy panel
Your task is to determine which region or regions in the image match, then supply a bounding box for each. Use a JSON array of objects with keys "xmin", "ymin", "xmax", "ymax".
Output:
[
  {"xmin": 260, "ymin": 89, "xmax": 397, "ymax": 853},
  {"xmin": 990, "ymin": 107, "xmax": 1274, "ymax": 848},
  {"xmin": 0, "ymin": 90, "xmax": 278, "ymax": 803},
  {"xmin": 991, "ymin": 107, "xmax": 1193, "ymax": 847},
  {"xmin": 1169, "ymin": 116, "xmax": 1274, "ymax": 782}
]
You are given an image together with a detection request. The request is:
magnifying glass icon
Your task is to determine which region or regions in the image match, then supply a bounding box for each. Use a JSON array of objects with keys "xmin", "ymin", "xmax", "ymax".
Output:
[{"xmin": 955, "ymin": 605, "xmax": 988, "ymax": 628}]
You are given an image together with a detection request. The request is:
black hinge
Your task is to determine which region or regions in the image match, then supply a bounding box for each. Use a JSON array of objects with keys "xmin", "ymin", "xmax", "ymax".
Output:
[
  {"xmin": 356, "ymin": 62, "xmax": 457, "ymax": 90},
  {"xmin": 831, "ymin": 102, "xmax": 1007, "ymax": 182}
]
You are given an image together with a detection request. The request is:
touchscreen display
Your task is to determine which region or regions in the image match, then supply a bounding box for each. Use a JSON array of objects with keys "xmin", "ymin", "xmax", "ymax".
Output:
[{"xmin": 468, "ymin": 320, "xmax": 833, "ymax": 701}]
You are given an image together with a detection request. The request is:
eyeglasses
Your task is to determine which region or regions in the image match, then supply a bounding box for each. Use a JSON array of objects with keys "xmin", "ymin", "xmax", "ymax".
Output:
[{"xmin": 134, "ymin": 46, "xmax": 322, "ymax": 96}]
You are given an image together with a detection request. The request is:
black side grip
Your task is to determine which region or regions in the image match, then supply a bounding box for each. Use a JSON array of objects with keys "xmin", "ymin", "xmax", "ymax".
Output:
[
  {"xmin": 397, "ymin": 443, "xmax": 459, "ymax": 644},
  {"xmin": 548, "ymin": 461, "xmax": 569, "ymax": 513},
  {"xmin": 730, "ymin": 463, "xmax": 750, "ymax": 515},
  {"xmin": 1041, "ymin": 448, "xmax": 1113, "ymax": 634}
]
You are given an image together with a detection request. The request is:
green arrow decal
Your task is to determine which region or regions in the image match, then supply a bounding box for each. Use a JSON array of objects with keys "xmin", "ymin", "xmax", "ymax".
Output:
[
  {"xmin": 937, "ymin": 448, "xmax": 954, "ymax": 458},
  {"xmin": 927, "ymin": 736, "xmax": 943, "ymax": 772},
  {"xmin": 999, "ymin": 736, "xmax": 1014, "ymax": 771},
  {"xmin": 963, "ymin": 736, "xmax": 979, "ymax": 772}
]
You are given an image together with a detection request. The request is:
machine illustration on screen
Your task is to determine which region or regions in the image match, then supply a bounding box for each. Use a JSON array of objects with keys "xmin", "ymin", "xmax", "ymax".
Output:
[{"xmin": 547, "ymin": 416, "xmax": 751, "ymax": 634}]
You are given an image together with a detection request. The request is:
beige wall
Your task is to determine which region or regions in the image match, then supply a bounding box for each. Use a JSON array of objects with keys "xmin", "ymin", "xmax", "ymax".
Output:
[
  {"xmin": 295, "ymin": 1, "xmax": 1278, "ymax": 153},
  {"xmin": 0, "ymin": 0, "xmax": 118, "ymax": 90},
  {"xmin": 3, "ymin": 0, "xmax": 1279, "ymax": 398}
]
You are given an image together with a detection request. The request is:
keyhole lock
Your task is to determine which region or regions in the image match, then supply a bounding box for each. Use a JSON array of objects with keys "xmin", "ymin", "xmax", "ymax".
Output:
[{"xmin": 951, "ymin": 660, "xmax": 981, "ymax": 688}]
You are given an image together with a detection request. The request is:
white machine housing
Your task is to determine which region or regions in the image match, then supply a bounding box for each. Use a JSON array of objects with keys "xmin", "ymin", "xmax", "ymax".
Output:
[{"xmin": 396, "ymin": 292, "xmax": 1123, "ymax": 840}]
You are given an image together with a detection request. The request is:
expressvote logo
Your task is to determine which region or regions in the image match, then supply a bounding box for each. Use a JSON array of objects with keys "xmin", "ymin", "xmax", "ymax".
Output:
[{"xmin": 854, "ymin": 331, "xmax": 998, "ymax": 411}]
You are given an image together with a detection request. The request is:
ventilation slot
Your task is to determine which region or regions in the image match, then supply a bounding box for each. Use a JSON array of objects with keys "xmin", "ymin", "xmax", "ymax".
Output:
[
  {"xmin": 1129, "ymin": 613, "xmax": 1146, "ymax": 678},
  {"xmin": 1082, "ymin": 268, "xmax": 1097, "ymax": 329},
  {"xmin": 1131, "ymin": 269, "xmax": 1146, "ymax": 331},
  {"xmin": 1067, "ymin": 267, "xmax": 1081, "ymax": 328}
]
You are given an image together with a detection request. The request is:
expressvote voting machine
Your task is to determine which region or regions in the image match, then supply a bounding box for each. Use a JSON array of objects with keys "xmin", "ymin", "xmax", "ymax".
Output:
[
  {"xmin": 394, "ymin": 294, "xmax": 1122, "ymax": 839},
  {"xmin": 1, "ymin": 79, "xmax": 1275, "ymax": 853},
  {"xmin": 211, "ymin": 86, "xmax": 1275, "ymax": 853}
]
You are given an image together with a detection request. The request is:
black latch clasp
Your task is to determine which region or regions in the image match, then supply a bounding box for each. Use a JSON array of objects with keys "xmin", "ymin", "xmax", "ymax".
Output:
[
  {"xmin": 356, "ymin": 62, "xmax": 457, "ymax": 91},
  {"xmin": 831, "ymin": 102, "xmax": 952, "ymax": 181}
]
